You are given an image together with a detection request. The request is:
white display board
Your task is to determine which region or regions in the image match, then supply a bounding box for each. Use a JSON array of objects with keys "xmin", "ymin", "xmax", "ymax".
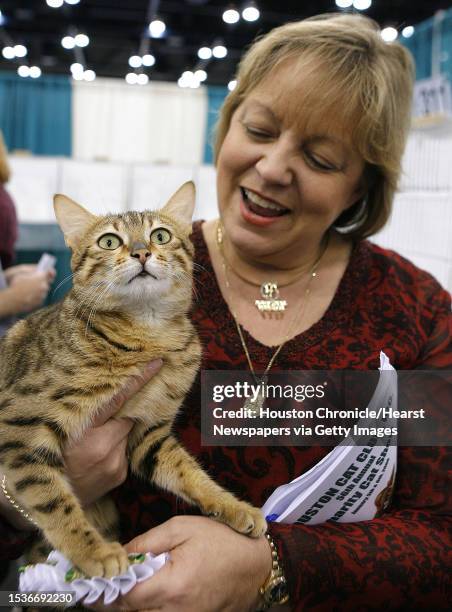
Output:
[
  {"xmin": 194, "ymin": 165, "xmax": 219, "ymax": 221},
  {"xmin": 60, "ymin": 159, "xmax": 128, "ymax": 215},
  {"xmin": 8, "ymin": 157, "xmax": 60, "ymax": 222},
  {"xmin": 129, "ymin": 164, "xmax": 195, "ymax": 212}
]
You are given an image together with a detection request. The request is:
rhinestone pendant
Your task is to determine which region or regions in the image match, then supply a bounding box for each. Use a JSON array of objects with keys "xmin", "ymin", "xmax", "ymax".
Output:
[{"xmin": 255, "ymin": 282, "xmax": 287, "ymax": 312}]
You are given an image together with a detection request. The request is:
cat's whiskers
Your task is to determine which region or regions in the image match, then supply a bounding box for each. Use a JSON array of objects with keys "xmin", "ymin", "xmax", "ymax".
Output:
[
  {"xmin": 72, "ymin": 269, "xmax": 126, "ymax": 328},
  {"xmin": 80, "ymin": 270, "xmax": 127, "ymax": 335},
  {"xmin": 52, "ymin": 271, "xmax": 75, "ymax": 296}
]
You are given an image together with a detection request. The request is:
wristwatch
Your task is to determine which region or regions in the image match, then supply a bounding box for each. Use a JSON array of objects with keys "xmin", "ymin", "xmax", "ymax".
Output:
[{"xmin": 257, "ymin": 534, "xmax": 290, "ymax": 610}]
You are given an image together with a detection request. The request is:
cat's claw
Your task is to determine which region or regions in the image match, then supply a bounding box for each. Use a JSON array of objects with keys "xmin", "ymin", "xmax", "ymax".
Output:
[
  {"xmin": 71, "ymin": 541, "xmax": 129, "ymax": 578},
  {"xmin": 205, "ymin": 500, "xmax": 267, "ymax": 538}
]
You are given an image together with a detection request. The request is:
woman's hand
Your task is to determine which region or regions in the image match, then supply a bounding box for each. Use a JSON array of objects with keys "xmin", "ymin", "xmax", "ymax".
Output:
[
  {"xmin": 2, "ymin": 271, "xmax": 51, "ymax": 314},
  {"xmin": 5, "ymin": 263, "xmax": 56, "ymax": 285},
  {"xmin": 92, "ymin": 515, "xmax": 272, "ymax": 612},
  {"xmin": 63, "ymin": 359, "xmax": 163, "ymax": 507}
]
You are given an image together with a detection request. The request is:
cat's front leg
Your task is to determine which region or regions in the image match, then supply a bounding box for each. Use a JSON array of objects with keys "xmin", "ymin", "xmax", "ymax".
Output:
[
  {"xmin": 1, "ymin": 456, "xmax": 128, "ymax": 578},
  {"xmin": 129, "ymin": 425, "xmax": 267, "ymax": 538}
]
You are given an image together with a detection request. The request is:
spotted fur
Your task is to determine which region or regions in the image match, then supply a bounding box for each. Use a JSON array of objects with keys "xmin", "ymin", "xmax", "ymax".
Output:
[{"xmin": 0, "ymin": 182, "xmax": 265, "ymax": 578}]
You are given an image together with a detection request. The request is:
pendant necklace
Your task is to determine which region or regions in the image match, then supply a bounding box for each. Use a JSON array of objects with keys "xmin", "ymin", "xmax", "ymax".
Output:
[
  {"xmin": 219, "ymin": 229, "xmax": 327, "ymax": 313},
  {"xmin": 216, "ymin": 222, "xmax": 329, "ymax": 416}
]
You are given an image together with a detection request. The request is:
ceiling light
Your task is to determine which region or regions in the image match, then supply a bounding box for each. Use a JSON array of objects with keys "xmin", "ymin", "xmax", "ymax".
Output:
[
  {"xmin": 381, "ymin": 27, "xmax": 398, "ymax": 42},
  {"xmin": 353, "ymin": 0, "xmax": 371, "ymax": 9},
  {"xmin": 62, "ymin": 36, "xmax": 75, "ymax": 49},
  {"xmin": 29, "ymin": 66, "xmax": 42, "ymax": 79},
  {"xmin": 83, "ymin": 69, "xmax": 96, "ymax": 81},
  {"xmin": 72, "ymin": 71, "xmax": 84, "ymax": 81},
  {"xmin": 2, "ymin": 46, "xmax": 15, "ymax": 60},
  {"xmin": 75, "ymin": 33, "xmax": 89, "ymax": 47},
  {"xmin": 335, "ymin": 0, "xmax": 353, "ymax": 7},
  {"xmin": 126, "ymin": 73, "xmax": 138, "ymax": 85},
  {"xmin": 129, "ymin": 55, "xmax": 142, "ymax": 68},
  {"xmin": 142, "ymin": 54, "xmax": 155, "ymax": 67},
  {"xmin": 18, "ymin": 65, "xmax": 30, "ymax": 78},
  {"xmin": 46, "ymin": 0, "xmax": 64, "ymax": 7},
  {"xmin": 223, "ymin": 8, "xmax": 240, "ymax": 24},
  {"xmin": 65, "ymin": 0, "xmax": 81, "ymax": 4},
  {"xmin": 197, "ymin": 46, "xmax": 212, "ymax": 60},
  {"xmin": 402, "ymin": 26, "xmax": 415, "ymax": 38},
  {"xmin": 70, "ymin": 62, "xmax": 84, "ymax": 74},
  {"xmin": 0, "ymin": 11, "xmax": 5, "ymax": 27},
  {"xmin": 178, "ymin": 71, "xmax": 194, "ymax": 88},
  {"xmin": 14, "ymin": 45, "xmax": 27, "ymax": 58},
  {"xmin": 228, "ymin": 80, "xmax": 237, "ymax": 91},
  {"xmin": 149, "ymin": 19, "xmax": 166, "ymax": 38},
  {"xmin": 242, "ymin": 3, "xmax": 260, "ymax": 22},
  {"xmin": 212, "ymin": 45, "xmax": 227, "ymax": 59},
  {"xmin": 195, "ymin": 69, "xmax": 207, "ymax": 82},
  {"xmin": 137, "ymin": 73, "xmax": 149, "ymax": 85}
]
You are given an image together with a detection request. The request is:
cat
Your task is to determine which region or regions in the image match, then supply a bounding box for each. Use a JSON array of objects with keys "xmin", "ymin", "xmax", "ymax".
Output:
[{"xmin": 0, "ymin": 181, "xmax": 266, "ymax": 578}]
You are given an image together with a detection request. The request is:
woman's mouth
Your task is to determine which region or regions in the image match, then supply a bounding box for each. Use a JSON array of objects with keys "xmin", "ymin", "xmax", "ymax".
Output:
[{"xmin": 240, "ymin": 187, "xmax": 289, "ymax": 218}]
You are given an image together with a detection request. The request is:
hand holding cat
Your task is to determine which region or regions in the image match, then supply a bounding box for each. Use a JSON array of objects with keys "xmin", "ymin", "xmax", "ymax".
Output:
[
  {"xmin": 63, "ymin": 359, "xmax": 163, "ymax": 507},
  {"xmin": 88, "ymin": 515, "xmax": 272, "ymax": 612}
]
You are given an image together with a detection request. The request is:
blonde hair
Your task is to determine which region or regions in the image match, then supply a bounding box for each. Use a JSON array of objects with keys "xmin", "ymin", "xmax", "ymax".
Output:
[
  {"xmin": 0, "ymin": 131, "xmax": 11, "ymax": 184},
  {"xmin": 214, "ymin": 13, "xmax": 414, "ymax": 239}
]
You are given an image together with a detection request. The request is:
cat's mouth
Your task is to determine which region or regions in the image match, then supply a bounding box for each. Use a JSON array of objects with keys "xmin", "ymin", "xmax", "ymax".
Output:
[{"xmin": 128, "ymin": 270, "xmax": 158, "ymax": 283}]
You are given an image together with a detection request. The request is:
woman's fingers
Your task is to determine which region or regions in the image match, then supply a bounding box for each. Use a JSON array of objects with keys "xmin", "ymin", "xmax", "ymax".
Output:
[{"xmin": 92, "ymin": 359, "xmax": 163, "ymax": 426}]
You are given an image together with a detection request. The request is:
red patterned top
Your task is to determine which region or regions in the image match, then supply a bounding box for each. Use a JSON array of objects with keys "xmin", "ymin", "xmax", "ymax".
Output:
[{"xmin": 1, "ymin": 222, "xmax": 451, "ymax": 610}]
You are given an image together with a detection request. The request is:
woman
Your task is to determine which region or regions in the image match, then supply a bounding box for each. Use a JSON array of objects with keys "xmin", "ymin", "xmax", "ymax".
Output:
[
  {"xmin": 0, "ymin": 13, "xmax": 450, "ymax": 611},
  {"xmin": 0, "ymin": 131, "xmax": 54, "ymax": 335}
]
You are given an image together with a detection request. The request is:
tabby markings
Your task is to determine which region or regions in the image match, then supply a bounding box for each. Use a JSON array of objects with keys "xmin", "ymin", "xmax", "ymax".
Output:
[
  {"xmin": 33, "ymin": 497, "xmax": 65, "ymax": 514},
  {"xmin": 86, "ymin": 322, "xmax": 141, "ymax": 353},
  {"xmin": 15, "ymin": 476, "xmax": 52, "ymax": 492}
]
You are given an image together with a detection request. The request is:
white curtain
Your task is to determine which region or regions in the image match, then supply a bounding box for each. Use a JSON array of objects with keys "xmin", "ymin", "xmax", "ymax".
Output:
[{"xmin": 72, "ymin": 78, "xmax": 207, "ymax": 165}]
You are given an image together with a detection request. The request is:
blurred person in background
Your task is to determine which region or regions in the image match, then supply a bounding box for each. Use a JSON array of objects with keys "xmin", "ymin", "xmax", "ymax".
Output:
[{"xmin": 0, "ymin": 131, "xmax": 54, "ymax": 337}]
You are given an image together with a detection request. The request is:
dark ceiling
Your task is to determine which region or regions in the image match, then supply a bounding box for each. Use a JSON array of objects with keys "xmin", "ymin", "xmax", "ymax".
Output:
[{"xmin": 0, "ymin": 0, "xmax": 450, "ymax": 86}]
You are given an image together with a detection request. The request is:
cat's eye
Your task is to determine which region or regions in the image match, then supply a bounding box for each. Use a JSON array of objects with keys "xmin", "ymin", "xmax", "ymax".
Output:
[
  {"xmin": 98, "ymin": 233, "xmax": 123, "ymax": 250},
  {"xmin": 150, "ymin": 228, "xmax": 172, "ymax": 245}
]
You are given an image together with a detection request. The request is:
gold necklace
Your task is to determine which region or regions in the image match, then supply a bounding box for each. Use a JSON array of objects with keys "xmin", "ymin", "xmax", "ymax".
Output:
[
  {"xmin": 216, "ymin": 221, "xmax": 328, "ymax": 415},
  {"xmin": 218, "ymin": 226, "xmax": 328, "ymax": 313}
]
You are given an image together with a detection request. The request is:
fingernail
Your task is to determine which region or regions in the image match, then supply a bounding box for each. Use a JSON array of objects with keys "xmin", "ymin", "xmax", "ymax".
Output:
[{"xmin": 146, "ymin": 358, "xmax": 163, "ymax": 372}]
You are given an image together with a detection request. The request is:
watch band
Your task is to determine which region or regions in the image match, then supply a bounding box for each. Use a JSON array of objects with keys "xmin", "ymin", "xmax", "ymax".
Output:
[{"xmin": 256, "ymin": 533, "xmax": 290, "ymax": 610}]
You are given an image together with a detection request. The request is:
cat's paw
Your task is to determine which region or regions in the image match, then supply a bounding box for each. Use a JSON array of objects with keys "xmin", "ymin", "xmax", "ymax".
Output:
[
  {"xmin": 73, "ymin": 541, "xmax": 129, "ymax": 578},
  {"xmin": 206, "ymin": 499, "xmax": 267, "ymax": 538}
]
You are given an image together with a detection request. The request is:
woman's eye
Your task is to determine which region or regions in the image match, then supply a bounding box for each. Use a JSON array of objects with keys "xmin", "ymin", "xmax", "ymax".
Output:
[
  {"xmin": 243, "ymin": 124, "xmax": 273, "ymax": 140},
  {"xmin": 305, "ymin": 151, "xmax": 337, "ymax": 171},
  {"xmin": 150, "ymin": 228, "xmax": 172, "ymax": 245},
  {"xmin": 98, "ymin": 234, "xmax": 122, "ymax": 250}
]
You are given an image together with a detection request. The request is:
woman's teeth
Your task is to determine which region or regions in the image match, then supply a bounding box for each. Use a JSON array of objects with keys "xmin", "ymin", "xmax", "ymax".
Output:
[{"xmin": 242, "ymin": 188, "xmax": 288, "ymax": 217}]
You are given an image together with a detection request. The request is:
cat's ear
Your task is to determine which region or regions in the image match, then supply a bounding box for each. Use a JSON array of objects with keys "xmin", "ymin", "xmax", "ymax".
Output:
[
  {"xmin": 161, "ymin": 181, "xmax": 196, "ymax": 228},
  {"xmin": 53, "ymin": 194, "xmax": 98, "ymax": 248}
]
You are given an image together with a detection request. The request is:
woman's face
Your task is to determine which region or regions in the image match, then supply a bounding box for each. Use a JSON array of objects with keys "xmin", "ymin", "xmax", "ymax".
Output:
[{"xmin": 216, "ymin": 61, "xmax": 365, "ymax": 264}]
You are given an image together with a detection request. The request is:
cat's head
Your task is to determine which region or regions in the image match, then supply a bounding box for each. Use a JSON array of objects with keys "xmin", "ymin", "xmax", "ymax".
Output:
[{"xmin": 54, "ymin": 181, "xmax": 196, "ymax": 316}]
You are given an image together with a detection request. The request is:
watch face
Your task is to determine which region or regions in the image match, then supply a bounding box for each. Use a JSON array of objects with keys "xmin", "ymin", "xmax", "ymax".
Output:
[{"xmin": 269, "ymin": 579, "xmax": 288, "ymax": 603}]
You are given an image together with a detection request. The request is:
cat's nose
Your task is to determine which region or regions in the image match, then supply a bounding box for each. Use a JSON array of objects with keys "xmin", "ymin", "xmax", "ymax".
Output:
[{"xmin": 131, "ymin": 242, "xmax": 151, "ymax": 265}]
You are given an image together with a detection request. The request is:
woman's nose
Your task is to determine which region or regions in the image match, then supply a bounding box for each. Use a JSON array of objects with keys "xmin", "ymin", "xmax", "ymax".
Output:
[{"xmin": 255, "ymin": 142, "xmax": 293, "ymax": 186}]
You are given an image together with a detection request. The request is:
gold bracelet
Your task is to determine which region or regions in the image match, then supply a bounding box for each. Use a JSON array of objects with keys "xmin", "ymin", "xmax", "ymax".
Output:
[
  {"xmin": 1, "ymin": 475, "xmax": 38, "ymax": 527},
  {"xmin": 256, "ymin": 533, "xmax": 289, "ymax": 610}
]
